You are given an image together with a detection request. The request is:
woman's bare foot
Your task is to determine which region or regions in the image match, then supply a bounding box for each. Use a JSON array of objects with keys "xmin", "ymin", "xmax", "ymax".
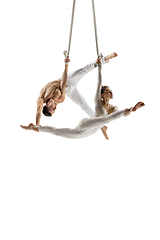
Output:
[
  {"xmin": 132, "ymin": 102, "xmax": 145, "ymax": 112},
  {"xmin": 20, "ymin": 123, "xmax": 39, "ymax": 132},
  {"xmin": 124, "ymin": 102, "xmax": 145, "ymax": 116}
]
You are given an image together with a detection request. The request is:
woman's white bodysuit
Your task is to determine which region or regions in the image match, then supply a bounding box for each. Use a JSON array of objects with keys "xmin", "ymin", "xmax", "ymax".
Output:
[
  {"xmin": 36, "ymin": 61, "xmax": 128, "ymax": 138},
  {"xmin": 36, "ymin": 110, "xmax": 125, "ymax": 138}
]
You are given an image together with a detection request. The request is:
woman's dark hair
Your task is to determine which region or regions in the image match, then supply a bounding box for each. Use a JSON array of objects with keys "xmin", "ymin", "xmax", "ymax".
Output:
[
  {"xmin": 101, "ymin": 86, "xmax": 109, "ymax": 95},
  {"xmin": 42, "ymin": 105, "xmax": 52, "ymax": 117}
]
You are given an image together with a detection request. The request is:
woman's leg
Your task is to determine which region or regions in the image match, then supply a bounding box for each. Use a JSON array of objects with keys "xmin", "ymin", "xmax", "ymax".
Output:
[
  {"xmin": 77, "ymin": 102, "xmax": 145, "ymax": 134},
  {"xmin": 35, "ymin": 110, "xmax": 125, "ymax": 138},
  {"xmin": 21, "ymin": 102, "xmax": 144, "ymax": 138},
  {"xmin": 36, "ymin": 125, "xmax": 81, "ymax": 139},
  {"xmin": 77, "ymin": 110, "xmax": 126, "ymax": 134}
]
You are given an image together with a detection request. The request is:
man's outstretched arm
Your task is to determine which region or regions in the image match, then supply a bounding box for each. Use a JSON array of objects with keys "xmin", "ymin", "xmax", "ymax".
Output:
[
  {"xmin": 36, "ymin": 97, "xmax": 44, "ymax": 125},
  {"xmin": 56, "ymin": 57, "xmax": 70, "ymax": 103}
]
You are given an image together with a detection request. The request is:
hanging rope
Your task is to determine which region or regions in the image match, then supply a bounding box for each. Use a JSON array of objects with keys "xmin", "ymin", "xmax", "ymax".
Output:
[
  {"xmin": 64, "ymin": 0, "xmax": 76, "ymax": 58},
  {"xmin": 91, "ymin": 0, "xmax": 103, "ymax": 118},
  {"xmin": 64, "ymin": 0, "xmax": 102, "ymax": 61},
  {"xmin": 64, "ymin": 0, "xmax": 103, "ymax": 66},
  {"xmin": 92, "ymin": 0, "xmax": 103, "ymax": 68},
  {"xmin": 91, "ymin": 0, "xmax": 99, "ymax": 58}
]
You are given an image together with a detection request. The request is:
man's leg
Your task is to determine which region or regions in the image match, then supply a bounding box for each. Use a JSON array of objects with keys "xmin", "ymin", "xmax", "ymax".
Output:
[
  {"xmin": 67, "ymin": 52, "xmax": 117, "ymax": 86},
  {"xmin": 67, "ymin": 57, "xmax": 109, "ymax": 86},
  {"xmin": 64, "ymin": 57, "xmax": 107, "ymax": 117},
  {"xmin": 65, "ymin": 53, "xmax": 118, "ymax": 133},
  {"xmin": 66, "ymin": 86, "xmax": 95, "ymax": 117}
]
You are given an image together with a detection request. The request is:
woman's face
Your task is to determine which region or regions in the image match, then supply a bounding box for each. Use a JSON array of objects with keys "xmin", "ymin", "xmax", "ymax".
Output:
[{"xmin": 101, "ymin": 87, "xmax": 113, "ymax": 101}]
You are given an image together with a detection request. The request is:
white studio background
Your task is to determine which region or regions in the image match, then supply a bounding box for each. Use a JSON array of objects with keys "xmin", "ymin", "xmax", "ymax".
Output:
[{"xmin": 0, "ymin": 0, "xmax": 160, "ymax": 240}]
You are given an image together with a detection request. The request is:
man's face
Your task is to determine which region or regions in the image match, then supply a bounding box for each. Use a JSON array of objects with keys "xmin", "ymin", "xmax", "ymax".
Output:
[
  {"xmin": 101, "ymin": 87, "xmax": 113, "ymax": 101},
  {"xmin": 46, "ymin": 99, "xmax": 57, "ymax": 114}
]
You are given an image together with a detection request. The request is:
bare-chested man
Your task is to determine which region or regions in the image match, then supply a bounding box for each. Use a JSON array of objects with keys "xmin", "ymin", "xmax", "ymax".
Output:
[{"xmin": 36, "ymin": 57, "xmax": 70, "ymax": 125}]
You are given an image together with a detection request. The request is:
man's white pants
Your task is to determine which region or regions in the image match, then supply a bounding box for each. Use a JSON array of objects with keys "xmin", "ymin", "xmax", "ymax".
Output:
[{"xmin": 62, "ymin": 57, "xmax": 109, "ymax": 117}]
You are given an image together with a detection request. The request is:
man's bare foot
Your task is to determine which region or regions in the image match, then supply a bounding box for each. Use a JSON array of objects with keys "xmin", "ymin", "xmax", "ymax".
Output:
[
  {"xmin": 124, "ymin": 102, "xmax": 145, "ymax": 116},
  {"xmin": 104, "ymin": 132, "xmax": 109, "ymax": 140},
  {"xmin": 105, "ymin": 52, "xmax": 118, "ymax": 61},
  {"xmin": 101, "ymin": 126, "xmax": 109, "ymax": 140}
]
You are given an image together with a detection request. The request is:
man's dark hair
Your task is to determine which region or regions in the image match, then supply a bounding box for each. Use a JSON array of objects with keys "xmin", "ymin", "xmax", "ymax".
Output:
[
  {"xmin": 101, "ymin": 86, "xmax": 109, "ymax": 95},
  {"xmin": 42, "ymin": 105, "xmax": 52, "ymax": 117}
]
